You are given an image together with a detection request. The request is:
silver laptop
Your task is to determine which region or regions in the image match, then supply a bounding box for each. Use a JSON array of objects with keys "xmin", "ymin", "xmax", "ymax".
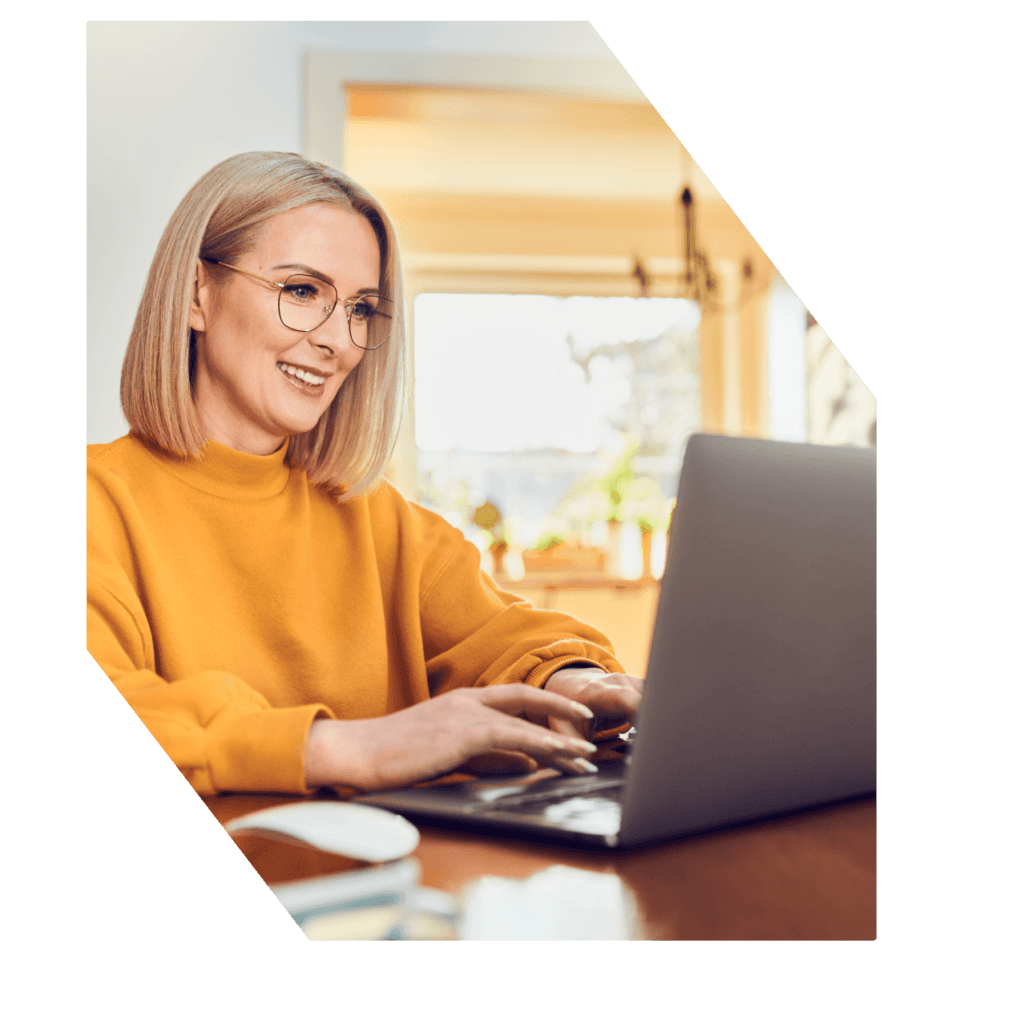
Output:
[{"xmin": 355, "ymin": 434, "xmax": 876, "ymax": 849}]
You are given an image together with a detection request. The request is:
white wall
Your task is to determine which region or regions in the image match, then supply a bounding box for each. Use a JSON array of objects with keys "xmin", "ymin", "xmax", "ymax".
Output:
[
  {"xmin": 767, "ymin": 276, "xmax": 808, "ymax": 443},
  {"xmin": 87, "ymin": 21, "xmax": 619, "ymax": 444}
]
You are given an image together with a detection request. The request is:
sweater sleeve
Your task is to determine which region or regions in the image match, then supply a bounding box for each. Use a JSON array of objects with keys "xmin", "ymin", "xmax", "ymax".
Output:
[
  {"xmin": 87, "ymin": 470, "xmax": 334, "ymax": 797},
  {"xmin": 416, "ymin": 516, "xmax": 626, "ymax": 696}
]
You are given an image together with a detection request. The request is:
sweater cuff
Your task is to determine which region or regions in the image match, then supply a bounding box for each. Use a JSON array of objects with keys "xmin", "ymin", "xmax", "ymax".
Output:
[{"xmin": 207, "ymin": 703, "xmax": 335, "ymax": 794}]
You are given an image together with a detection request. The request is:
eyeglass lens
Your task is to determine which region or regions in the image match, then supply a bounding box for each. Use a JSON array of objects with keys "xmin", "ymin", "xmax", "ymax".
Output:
[{"xmin": 278, "ymin": 275, "xmax": 391, "ymax": 350}]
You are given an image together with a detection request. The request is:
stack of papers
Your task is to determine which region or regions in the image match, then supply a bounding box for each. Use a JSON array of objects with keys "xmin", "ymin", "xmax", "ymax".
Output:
[
  {"xmin": 272, "ymin": 860, "xmax": 459, "ymax": 940},
  {"xmin": 272, "ymin": 861, "xmax": 639, "ymax": 940},
  {"xmin": 458, "ymin": 865, "xmax": 641, "ymax": 940}
]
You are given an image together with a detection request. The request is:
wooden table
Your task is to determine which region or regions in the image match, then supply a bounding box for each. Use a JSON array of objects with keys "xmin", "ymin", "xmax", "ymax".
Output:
[{"xmin": 205, "ymin": 791, "xmax": 875, "ymax": 940}]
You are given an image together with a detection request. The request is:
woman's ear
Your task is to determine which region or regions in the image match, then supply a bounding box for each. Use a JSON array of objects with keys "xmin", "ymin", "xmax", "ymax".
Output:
[{"xmin": 187, "ymin": 259, "xmax": 211, "ymax": 333}]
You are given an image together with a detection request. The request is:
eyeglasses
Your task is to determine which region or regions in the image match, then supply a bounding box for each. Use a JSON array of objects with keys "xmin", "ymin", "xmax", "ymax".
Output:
[{"xmin": 202, "ymin": 258, "xmax": 392, "ymax": 351}]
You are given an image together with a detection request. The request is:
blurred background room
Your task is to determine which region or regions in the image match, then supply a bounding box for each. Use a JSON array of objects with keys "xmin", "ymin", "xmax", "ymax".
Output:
[{"xmin": 88, "ymin": 21, "xmax": 876, "ymax": 678}]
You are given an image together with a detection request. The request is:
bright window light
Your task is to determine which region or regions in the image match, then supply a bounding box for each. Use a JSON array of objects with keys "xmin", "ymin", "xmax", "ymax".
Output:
[{"xmin": 414, "ymin": 294, "xmax": 700, "ymax": 453}]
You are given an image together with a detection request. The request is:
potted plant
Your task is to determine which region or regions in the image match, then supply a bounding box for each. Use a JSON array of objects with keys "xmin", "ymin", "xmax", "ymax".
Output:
[
  {"xmin": 472, "ymin": 502, "xmax": 510, "ymax": 577},
  {"xmin": 625, "ymin": 480, "xmax": 675, "ymax": 579},
  {"xmin": 554, "ymin": 443, "xmax": 639, "ymax": 577},
  {"xmin": 522, "ymin": 531, "xmax": 605, "ymax": 574},
  {"xmin": 552, "ymin": 442, "xmax": 674, "ymax": 578}
]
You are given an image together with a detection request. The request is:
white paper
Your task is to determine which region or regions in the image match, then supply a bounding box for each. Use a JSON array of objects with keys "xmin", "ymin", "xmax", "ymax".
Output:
[{"xmin": 459, "ymin": 865, "xmax": 640, "ymax": 940}]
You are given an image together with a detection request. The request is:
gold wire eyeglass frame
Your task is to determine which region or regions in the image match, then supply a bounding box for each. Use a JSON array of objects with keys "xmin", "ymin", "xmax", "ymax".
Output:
[{"xmin": 201, "ymin": 258, "xmax": 391, "ymax": 350}]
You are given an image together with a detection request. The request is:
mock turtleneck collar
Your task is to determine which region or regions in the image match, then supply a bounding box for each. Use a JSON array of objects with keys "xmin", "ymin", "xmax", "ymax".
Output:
[{"xmin": 146, "ymin": 436, "xmax": 293, "ymax": 500}]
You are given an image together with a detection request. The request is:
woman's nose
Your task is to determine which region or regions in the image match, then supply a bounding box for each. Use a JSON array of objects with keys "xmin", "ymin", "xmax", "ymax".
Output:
[
  {"xmin": 308, "ymin": 335, "xmax": 337, "ymax": 356},
  {"xmin": 306, "ymin": 312, "xmax": 352, "ymax": 357}
]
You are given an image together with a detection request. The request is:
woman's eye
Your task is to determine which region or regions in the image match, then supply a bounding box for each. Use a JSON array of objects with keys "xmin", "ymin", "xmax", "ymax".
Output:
[
  {"xmin": 284, "ymin": 282, "xmax": 320, "ymax": 303},
  {"xmin": 349, "ymin": 298, "xmax": 376, "ymax": 321}
]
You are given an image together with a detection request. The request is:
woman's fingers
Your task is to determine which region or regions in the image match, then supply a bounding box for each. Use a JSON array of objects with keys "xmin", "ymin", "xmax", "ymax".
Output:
[
  {"xmin": 576, "ymin": 674, "xmax": 643, "ymax": 712},
  {"xmin": 310, "ymin": 685, "xmax": 603, "ymax": 791},
  {"xmin": 468, "ymin": 691, "xmax": 601, "ymax": 775},
  {"xmin": 411, "ymin": 688, "xmax": 598, "ymax": 771},
  {"xmin": 547, "ymin": 714, "xmax": 592, "ymax": 743},
  {"xmin": 503, "ymin": 714, "xmax": 598, "ymax": 760},
  {"xmin": 478, "ymin": 681, "xmax": 597, "ymax": 726},
  {"xmin": 538, "ymin": 751, "xmax": 601, "ymax": 776},
  {"xmin": 545, "ymin": 671, "xmax": 643, "ymax": 723},
  {"xmin": 458, "ymin": 750, "xmax": 539, "ymax": 776},
  {"xmin": 459, "ymin": 747, "xmax": 596, "ymax": 780}
]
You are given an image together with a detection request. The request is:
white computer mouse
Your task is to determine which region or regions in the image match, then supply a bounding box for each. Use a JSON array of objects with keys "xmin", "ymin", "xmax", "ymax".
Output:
[{"xmin": 225, "ymin": 801, "xmax": 420, "ymax": 862}]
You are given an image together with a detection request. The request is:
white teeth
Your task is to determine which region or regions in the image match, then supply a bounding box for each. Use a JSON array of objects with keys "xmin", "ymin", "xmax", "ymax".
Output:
[{"xmin": 277, "ymin": 362, "xmax": 325, "ymax": 386}]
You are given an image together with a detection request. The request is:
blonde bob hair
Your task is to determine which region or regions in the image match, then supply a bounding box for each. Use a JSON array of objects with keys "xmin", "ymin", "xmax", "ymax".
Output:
[{"xmin": 120, "ymin": 151, "xmax": 407, "ymax": 501}]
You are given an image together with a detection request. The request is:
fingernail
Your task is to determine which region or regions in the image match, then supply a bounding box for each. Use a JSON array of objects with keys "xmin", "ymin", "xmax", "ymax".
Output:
[
  {"xmin": 575, "ymin": 740, "xmax": 598, "ymax": 754},
  {"xmin": 570, "ymin": 757, "xmax": 599, "ymax": 774},
  {"xmin": 571, "ymin": 702, "xmax": 594, "ymax": 719}
]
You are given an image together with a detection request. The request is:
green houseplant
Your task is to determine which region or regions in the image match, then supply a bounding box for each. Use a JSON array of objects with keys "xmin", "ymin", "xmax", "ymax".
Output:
[{"xmin": 553, "ymin": 442, "xmax": 671, "ymax": 577}]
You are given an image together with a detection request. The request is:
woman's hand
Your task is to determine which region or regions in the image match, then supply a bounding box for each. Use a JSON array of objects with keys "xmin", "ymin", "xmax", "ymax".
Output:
[
  {"xmin": 304, "ymin": 684, "xmax": 600, "ymax": 792},
  {"xmin": 540, "ymin": 666, "xmax": 644, "ymax": 742}
]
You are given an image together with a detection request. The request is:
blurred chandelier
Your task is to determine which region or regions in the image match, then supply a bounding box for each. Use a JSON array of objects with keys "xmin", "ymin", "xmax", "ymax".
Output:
[
  {"xmin": 678, "ymin": 186, "xmax": 768, "ymax": 314},
  {"xmin": 679, "ymin": 187, "xmax": 717, "ymax": 304}
]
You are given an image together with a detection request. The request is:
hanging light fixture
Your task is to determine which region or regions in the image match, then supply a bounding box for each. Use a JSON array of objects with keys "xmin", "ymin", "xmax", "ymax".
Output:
[
  {"xmin": 631, "ymin": 254, "xmax": 651, "ymax": 298},
  {"xmin": 680, "ymin": 186, "xmax": 716, "ymax": 303},
  {"xmin": 679, "ymin": 186, "xmax": 768, "ymax": 313}
]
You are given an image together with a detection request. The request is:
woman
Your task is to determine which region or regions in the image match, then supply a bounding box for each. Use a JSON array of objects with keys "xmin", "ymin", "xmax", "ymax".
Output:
[{"xmin": 88, "ymin": 152, "xmax": 643, "ymax": 796}]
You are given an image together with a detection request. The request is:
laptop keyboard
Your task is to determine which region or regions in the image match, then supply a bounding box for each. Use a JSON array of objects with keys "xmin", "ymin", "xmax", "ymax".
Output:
[{"xmin": 486, "ymin": 775, "xmax": 623, "ymax": 810}]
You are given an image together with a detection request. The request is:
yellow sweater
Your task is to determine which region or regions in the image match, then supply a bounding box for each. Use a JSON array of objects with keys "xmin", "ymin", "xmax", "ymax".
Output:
[{"xmin": 87, "ymin": 435, "xmax": 624, "ymax": 796}]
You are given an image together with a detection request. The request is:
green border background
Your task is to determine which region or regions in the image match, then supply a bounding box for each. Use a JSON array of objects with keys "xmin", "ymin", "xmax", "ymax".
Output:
[{"xmin": 16, "ymin": 0, "xmax": 1015, "ymax": 1019}]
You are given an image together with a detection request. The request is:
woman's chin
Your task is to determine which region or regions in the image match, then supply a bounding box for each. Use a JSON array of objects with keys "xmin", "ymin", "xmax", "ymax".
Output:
[
  {"xmin": 269, "ymin": 395, "xmax": 336, "ymax": 435},
  {"xmin": 272, "ymin": 415, "xmax": 324, "ymax": 441}
]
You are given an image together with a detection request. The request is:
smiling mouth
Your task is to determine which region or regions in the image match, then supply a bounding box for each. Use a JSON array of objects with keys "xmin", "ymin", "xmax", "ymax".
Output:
[{"xmin": 276, "ymin": 361, "xmax": 329, "ymax": 393}]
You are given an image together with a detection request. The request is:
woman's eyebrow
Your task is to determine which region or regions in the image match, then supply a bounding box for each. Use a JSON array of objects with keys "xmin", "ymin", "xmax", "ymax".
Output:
[
  {"xmin": 271, "ymin": 263, "xmax": 334, "ymax": 285},
  {"xmin": 271, "ymin": 264, "xmax": 380, "ymax": 297}
]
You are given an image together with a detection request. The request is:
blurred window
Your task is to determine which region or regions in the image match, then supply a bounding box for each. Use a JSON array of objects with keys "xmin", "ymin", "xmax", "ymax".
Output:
[{"xmin": 413, "ymin": 293, "xmax": 701, "ymax": 565}]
